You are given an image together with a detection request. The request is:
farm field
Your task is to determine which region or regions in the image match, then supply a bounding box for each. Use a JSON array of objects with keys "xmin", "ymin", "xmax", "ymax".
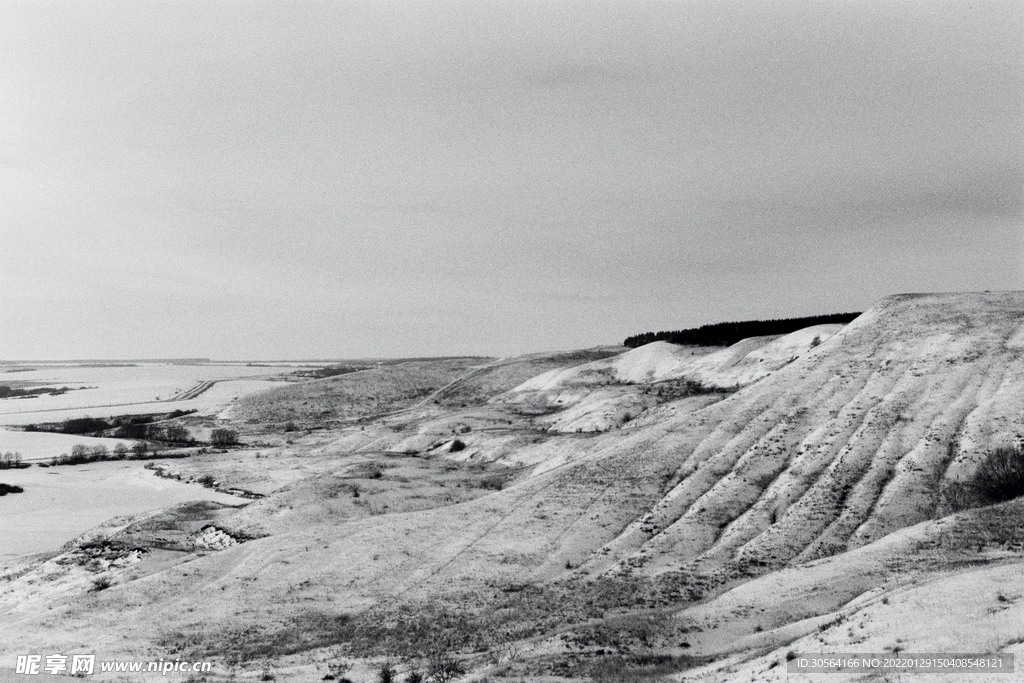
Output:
[{"xmin": 0, "ymin": 362, "xmax": 301, "ymax": 425}]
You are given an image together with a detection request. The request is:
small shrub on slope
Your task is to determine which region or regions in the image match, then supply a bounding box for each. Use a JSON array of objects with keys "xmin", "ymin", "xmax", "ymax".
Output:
[
  {"xmin": 377, "ymin": 661, "xmax": 397, "ymax": 683},
  {"xmin": 211, "ymin": 428, "xmax": 239, "ymax": 445},
  {"xmin": 426, "ymin": 653, "xmax": 465, "ymax": 683},
  {"xmin": 974, "ymin": 444, "xmax": 1024, "ymax": 504},
  {"xmin": 939, "ymin": 480, "xmax": 976, "ymax": 514}
]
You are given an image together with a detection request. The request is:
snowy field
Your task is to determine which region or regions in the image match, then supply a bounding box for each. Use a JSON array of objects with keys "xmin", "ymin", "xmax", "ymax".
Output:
[
  {"xmin": 0, "ymin": 363, "xmax": 282, "ymax": 561},
  {"xmin": 0, "ymin": 461, "xmax": 245, "ymax": 558},
  {"xmin": 0, "ymin": 429, "xmax": 135, "ymax": 463},
  {"xmin": 0, "ymin": 361, "xmax": 301, "ymax": 426}
]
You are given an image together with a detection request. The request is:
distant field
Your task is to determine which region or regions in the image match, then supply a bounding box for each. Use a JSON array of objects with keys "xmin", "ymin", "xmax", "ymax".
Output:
[{"xmin": 0, "ymin": 362, "xmax": 301, "ymax": 426}]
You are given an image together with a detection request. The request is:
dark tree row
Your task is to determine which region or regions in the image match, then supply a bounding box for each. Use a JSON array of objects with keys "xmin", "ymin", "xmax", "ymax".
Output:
[
  {"xmin": 25, "ymin": 410, "xmax": 198, "ymax": 437},
  {"xmin": 0, "ymin": 452, "xmax": 24, "ymax": 468},
  {"xmin": 292, "ymin": 364, "xmax": 365, "ymax": 380},
  {"xmin": 50, "ymin": 441, "xmax": 160, "ymax": 466},
  {"xmin": 623, "ymin": 312, "xmax": 862, "ymax": 348},
  {"xmin": 0, "ymin": 385, "xmax": 71, "ymax": 399}
]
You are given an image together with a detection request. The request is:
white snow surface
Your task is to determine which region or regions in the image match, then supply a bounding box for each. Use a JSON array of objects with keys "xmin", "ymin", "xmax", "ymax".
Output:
[{"xmin": 511, "ymin": 324, "xmax": 845, "ymax": 394}]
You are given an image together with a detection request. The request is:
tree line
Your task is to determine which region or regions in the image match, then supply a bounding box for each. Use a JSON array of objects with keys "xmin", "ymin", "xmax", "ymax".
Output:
[
  {"xmin": 47, "ymin": 428, "xmax": 238, "ymax": 466},
  {"xmin": 0, "ymin": 385, "xmax": 72, "ymax": 399},
  {"xmin": 25, "ymin": 410, "xmax": 199, "ymax": 437},
  {"xmin": 622, "ymin": 312, "xmax": 862, "ymax": 348},
  {"xmin": 0, "ymin": 452, "xmax": 25, "ymax": 469}
]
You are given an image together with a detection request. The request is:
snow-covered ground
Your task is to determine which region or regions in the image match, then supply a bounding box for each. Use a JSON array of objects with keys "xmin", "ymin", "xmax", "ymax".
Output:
[
  {"xmin": 510, "ymin": 324, "xmax": 844, "ymax": 394},
  {"xmin": 0, "ymin": 362, "xmax": 298, "ymax": 426},
  {"xmin": 0, "ymin": 429, "xmax": 135, "ymax": 462},
  {"xmin": 0, "ymin": 461, "xmax": 244, "ymax": 558}
]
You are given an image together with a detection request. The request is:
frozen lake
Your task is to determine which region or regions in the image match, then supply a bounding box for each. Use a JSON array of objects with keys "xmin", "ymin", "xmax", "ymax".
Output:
[
  {"xmin": 0, "ymin": 460, "xmax": 245, "ymax": 558},
  {"xmin": 0, "ymin": 361, "xmax": 284, "ymax": 559}
]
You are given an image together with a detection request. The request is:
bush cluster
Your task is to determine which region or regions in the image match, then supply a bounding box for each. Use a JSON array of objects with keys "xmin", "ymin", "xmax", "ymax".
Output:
[
  {"xmin": 940, "ymin": 443, "xmax": 1024, "ymax": 513},
  {"xmin": 0, "ymin": 483, "xmax": 24, "ymax": 496},
  {"xmin": 211, "ymin": 428, "xmax": 239, "ymax": 445},
  {"xmin": 50, "ymin": 441, "xmax": 151, "ymax": 466},
  {"xmin": 0, "ymin": 385, "xmax": 70, "ymax": 399},
  {"xmin": 25, "ymin": 410, "xmax": 199, "ymax": 438},
  {"xmin": 973, "ymin": 444, "xmax": 1024, "ymax": 504}
]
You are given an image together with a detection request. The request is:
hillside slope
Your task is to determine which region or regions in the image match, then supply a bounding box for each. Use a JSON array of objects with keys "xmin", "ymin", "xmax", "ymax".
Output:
[
  {"xmin": 589, "ymin": 292, "xmax": 1024, "ymax": 581},
  {"xmin": 228, "ymin": 358, "xmax": 487, "ymax": 427}
]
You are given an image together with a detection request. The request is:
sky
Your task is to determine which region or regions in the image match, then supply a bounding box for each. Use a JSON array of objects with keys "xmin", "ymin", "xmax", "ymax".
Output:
[{"xmin": 0, "ymin": 0, "xmax": 1021, "ymax": 360}]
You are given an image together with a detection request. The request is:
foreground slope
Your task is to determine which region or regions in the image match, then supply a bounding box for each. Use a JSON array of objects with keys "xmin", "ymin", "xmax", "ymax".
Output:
[{"xmin": 1, "ymin": 292, "xmax": 1023, "ymax": 682}]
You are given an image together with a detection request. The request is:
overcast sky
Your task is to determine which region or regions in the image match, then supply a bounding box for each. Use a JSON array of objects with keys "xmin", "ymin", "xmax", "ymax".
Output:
[{"xmin": 0, "ymin": 1, "xmax": 1021, "ymax": 360}]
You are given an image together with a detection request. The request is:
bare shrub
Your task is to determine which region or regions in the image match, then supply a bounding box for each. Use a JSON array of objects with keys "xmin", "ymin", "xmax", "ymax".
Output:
[
  {"xmin": 973, "ymin": 444, "xmax": 1024, "ymax": 504},
  {"xmin": 324, "ymin": 652, "xmax": 352, "ymax": 681},
  {"xmin": 377, "ymin": 661, "xmax": 397, "ymax": 683},
  {"xmin": 352, "ymin": 462, "xmax": 385, "ymax": 479},
  {"xmin": 426, "ymin": 653, "xmax": 465, "ymax": 683},
  {"xmin": 162, "ymin": 423, "xmax": 193, "ymax": 443},
  {"xmin": 211, "ymin": 428, "xmax": 239, "ymax": 445},
  {"xmin": 939, "ymin": 480, "xmax": 977, "ymax": 514},
  {"xmin": 479, "ymin": 474, "xmax": 507, "ymax": 491},
  {"xmin": 91, "ymin": 575, "xmax": 113, "ymax": 592}
]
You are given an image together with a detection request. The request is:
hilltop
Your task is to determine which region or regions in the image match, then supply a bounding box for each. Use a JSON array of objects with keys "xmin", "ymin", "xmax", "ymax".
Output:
[
  {"xmin": 1, "ymin": 292, "xmax": 1023, "ymax": 682},
  {"xmin": 622, "ymin": 312, "xmax": 862, "ymax": 348}
]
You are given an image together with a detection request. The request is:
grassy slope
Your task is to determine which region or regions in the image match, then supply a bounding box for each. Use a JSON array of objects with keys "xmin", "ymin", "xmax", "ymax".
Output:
[
  {"xmin": 229, "ymin": 358, "xmax": 489, "ymax": 426},
  {"xmin": 430, "ymin": 347, "xmax": 626, "ymax": 408}
]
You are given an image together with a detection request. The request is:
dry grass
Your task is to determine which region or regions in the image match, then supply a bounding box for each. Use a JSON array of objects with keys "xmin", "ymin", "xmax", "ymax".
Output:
[
  {"xmin": 582, "ymin": 654, "xmax": 711, "ymax": 682},
  {"xmin": 233, "ymin": 359, "xmax": 485, "ymax": 426}
]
